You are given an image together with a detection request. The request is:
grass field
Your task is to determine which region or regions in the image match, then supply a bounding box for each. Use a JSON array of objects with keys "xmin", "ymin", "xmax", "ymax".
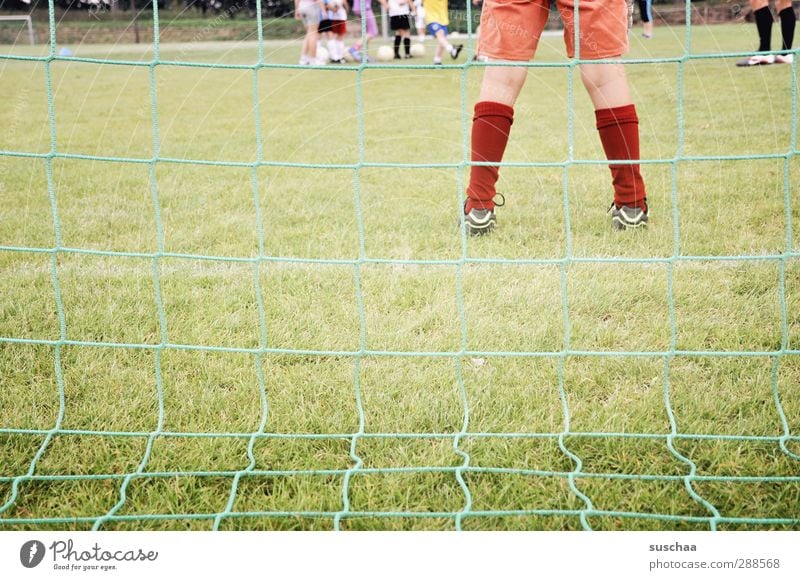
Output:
[{"xmin": 1, "ymin": 22, "xmax": 799, "ymax": 531}]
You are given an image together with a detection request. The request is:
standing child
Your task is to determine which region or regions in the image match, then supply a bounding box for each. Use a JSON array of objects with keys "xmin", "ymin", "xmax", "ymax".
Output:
[
  {"xmin": 326, "ymin": 0, "xmax": 349, "ymax": 63},
  {"xmin": 422, "ymin": 0, "xmax": 463, "ymax": 64},
  {"xmin": 737, "ymin": 0, "xmax": 795, "ymax": 66},
  {"xmin": 637, "ymin": 0, "xmax": 654, "ymax": 38},
  {"xmin": 382, "ymin": 0, "xmax": 415, "ymax": 59},
  {"xmin": 296, "ymin": 0, "xmax": 326, "ymax": 65},
  {"xmin": 318, "ymin": 2, "xmax": 333, "ymax": 62},
  {"xmin": 463, "ymin": 0, "xmax": 649, "ymax": 234},
  {"xmin": 349, "ymin": 0, "xmax": 379, "ymax": 61}
]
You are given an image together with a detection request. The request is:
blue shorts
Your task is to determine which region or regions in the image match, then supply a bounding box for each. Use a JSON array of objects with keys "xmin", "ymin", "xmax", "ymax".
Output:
[{"xmin": 426, "ymin": 22, "xmax": 448, "ymax": 37}]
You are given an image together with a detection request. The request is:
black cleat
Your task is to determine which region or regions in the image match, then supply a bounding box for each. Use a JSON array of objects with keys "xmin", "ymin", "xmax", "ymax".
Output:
[
  {"xmin": 465, "ymin": 207, "xmax": 497, "ymax": 236},
  {"xmin": 609, "ymin": 203, "xmax": 649, "ymax": 230},
  {"xmin": 462, "ymin": 194, "xmax": 504, "ymax": 236}
]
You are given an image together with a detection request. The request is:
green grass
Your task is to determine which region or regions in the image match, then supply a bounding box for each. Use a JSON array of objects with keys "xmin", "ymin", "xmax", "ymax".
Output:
[{"xmin": 1, "ymin": 23, "xmax": 799, "ymax": 531}]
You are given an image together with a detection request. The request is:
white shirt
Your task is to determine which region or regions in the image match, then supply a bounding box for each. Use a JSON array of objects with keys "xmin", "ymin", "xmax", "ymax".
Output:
[
  {"xmin": 327, "ymin": 0, "xmax": 347, "ymax": 19},
  {"xmin": 388, "ymin": 0, "xmax": 411, "ymax": 17}
]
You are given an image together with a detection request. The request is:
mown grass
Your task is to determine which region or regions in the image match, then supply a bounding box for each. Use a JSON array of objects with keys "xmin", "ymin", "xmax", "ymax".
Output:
[{"xmin": 1, "ymin": 23, "xmax": 799, "ymax": 530}]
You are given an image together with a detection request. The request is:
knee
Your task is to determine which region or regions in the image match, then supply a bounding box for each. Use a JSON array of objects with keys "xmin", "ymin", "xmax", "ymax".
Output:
[
  {"xmin": 580, "ymin": 64, "xmax": 625, "ymax": 92},
  {"xmin": 479, "ymin": 68, "xmax": 527, "ymax": 105}
]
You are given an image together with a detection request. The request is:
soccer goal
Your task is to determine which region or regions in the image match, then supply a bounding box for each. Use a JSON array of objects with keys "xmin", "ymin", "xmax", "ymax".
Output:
[
  {"xmin": 0, "ymin": 15, "xmax": 36, "ymax": 46},
  {"xmin": 0, "ymin": 1, "xmax": 798, "ymax": 535}
]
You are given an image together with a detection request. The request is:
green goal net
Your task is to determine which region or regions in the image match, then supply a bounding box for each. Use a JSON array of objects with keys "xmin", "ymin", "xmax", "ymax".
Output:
[{"xmin": 0, "ymin": 1, "xmax": 798, "ymax": 531}]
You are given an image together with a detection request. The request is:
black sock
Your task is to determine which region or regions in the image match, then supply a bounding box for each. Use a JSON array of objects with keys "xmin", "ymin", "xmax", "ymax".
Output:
[
  {"xmin": 404, "ymin": 36, "xmax": 411, "ymax": 55},
  {"xmin": 755, "ymin": 6, "xmax": 773, "ymax": 52},
  {"xmin": 394, "ymin": 35, "xmax": 401, "ymax": 57},
  {"xmin": 780, "ymin": 7, "xmax": 796, "ymax": 51}
]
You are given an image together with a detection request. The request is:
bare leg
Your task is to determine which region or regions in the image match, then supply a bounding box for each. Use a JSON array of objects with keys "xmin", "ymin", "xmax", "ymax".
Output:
[
  {"xmin": 579, "ymin": 63, "xmax": 632, "ymax": 110},
  {"xmin": 305, "ymin": 27, "xmax": 319, "ymax": 59},
  {"xmin": 434, "ymin": 30, "xmax": 446, "ymax": 60},
  {"xmin": 478, "ymin": 65, "xmax": 528, "ymax": 106}
]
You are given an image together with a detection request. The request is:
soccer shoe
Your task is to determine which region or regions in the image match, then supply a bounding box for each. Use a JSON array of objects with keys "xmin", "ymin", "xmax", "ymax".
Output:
[
  {"xmin": 608, "ymin": 203, "xmax": 648, "ymax": 231},
  {"xmin": 736, "ymin": 54, "xmax": 775, "ymax": 67},
  {"xmin": 775, "ymin": 54, "xmax": 794, "ymax": 64},
  {"xmin": 450, "ymin": 44, "xmax": 464, "ymax": 59},
  {"xmin": 462, "ymin": 194, "xmax": 505, "ymax": 236},
  {"xmin": 464, "ymin": 208, "xmax": 497, "ymax": 236}
]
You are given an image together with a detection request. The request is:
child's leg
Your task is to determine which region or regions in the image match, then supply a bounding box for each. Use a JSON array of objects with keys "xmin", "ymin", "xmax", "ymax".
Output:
[
  {"xmin": 306, "ymin": 26, "xmax": 319, "ymax": 58},
  {"xmin": 432, "ymin": 29, "xmax": 461, "ymax": 62},
  {"xmin": 434, "ymin": 29, "xmax": 451, "ymax": 51},
  {"xmin": 433, "ymin": 30, "xmax": 447, "ymax": 61},
  {"xmin": 394, "ymin": 31, "xmax": 402, "ymax": 57},
  {"xmin": 777, "ymin": 0, "xmax": 796, "ymax": 52},
  {"xmin": 335, "ymin": 32, "xmax": 345, "ymax": 60},
  {"xmin": 328, "ymin": 31, "xmax": 339, "ymax": 60},
  {"xmin": 749, "ymin": 0, "xmax": 773, "ymax": 52},
  {"xmin": 641, "ymin": 0, "xmax": 654, "ymax": 37},
  {"xmin": 403, "ymin": 29, "xmax": 411, "ymax": 55},
  {"xmin": 580, "ymin": 62, "xmax": 631, "ymax": 109},
  {"xmin": 580, "ymin": 63, "xmax": 646, "ymax": 210},
  {"xmin": 465, "ymin": 66, "xmax": 527, "ymax": 212}
]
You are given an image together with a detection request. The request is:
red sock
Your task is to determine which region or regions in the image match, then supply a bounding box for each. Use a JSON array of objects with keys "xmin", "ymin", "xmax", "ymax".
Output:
[
  {"xmin": 595, "ymin": 104, "xmax": 647, "ymax": 211},
  {"xmin": 466, "ymin": 101, "xmax": 514, "ymax": 213}
]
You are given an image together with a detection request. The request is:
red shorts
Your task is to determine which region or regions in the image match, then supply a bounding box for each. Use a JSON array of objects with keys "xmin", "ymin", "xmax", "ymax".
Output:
[
  {"xmin": 330, "ymin": 19, "xmax": 347, "ymax": 36},
  {"xmin": 478, "ymin": 0, "xmax": 629, "ymax": 61}
]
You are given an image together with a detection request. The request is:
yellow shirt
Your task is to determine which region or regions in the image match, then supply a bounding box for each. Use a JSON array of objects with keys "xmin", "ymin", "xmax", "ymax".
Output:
[{"xmin": 424, "ymin": 0, "xmax": 449, "ymax": 26}]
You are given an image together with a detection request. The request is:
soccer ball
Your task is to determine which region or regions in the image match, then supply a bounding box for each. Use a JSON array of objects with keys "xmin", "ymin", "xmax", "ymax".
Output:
[
  {"xmin": 343, "ymin": 48, "xmax": 356, "ymax": 62},
  {"xmin": 316, "ymin": 46, "xmax": 330, "ymax": 63},
  {"xmin": 376, "ymin": 45, "xmax": 394, "ymax": 62},
  {"xmin": 410, "ymin": 43, "xmax": 425, "ymax": 57}
]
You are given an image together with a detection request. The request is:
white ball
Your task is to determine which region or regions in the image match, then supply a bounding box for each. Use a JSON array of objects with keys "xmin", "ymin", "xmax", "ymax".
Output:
[
  {"xmin": 376, "ymin": 45, "xmax": 394, "ymax": 62},
  {"xmin": 316, "ymin": 46, "xmax": 330, "ymax": 62},
  {"xmin": 410, "ymin": 43, "xmax": 425, "ymax": 57},
  {"xmin": 343, "ymin": 48, "xmax": 355, "ymax": 62}
]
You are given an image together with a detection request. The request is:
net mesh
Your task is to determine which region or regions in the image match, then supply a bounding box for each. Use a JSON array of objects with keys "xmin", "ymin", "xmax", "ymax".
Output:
[{"xmin": 0, "ymin": 1, "xmax": 798, "ymax": 531}]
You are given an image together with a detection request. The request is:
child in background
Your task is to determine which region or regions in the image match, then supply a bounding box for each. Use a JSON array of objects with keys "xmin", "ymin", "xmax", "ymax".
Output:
[
  {"xmin": 637, "ymin": 0, "xmax": 654, "ymax": 38},
  {"xmin": 349, "ymin": 0, "xmax": 379, "ymax": 61},
  {"xmin": 423, "ymin": 0, "xmax": 463, "ymax": 65},
  {"xmin": 736, "ymin": 0, "xmax": 795, "ymax": 66},
  {"xmin": 383, "ymin": 0, "xmax": 415, "ymax": 59},
  {"xmin": 296, "ymin": 0, "xmax": 326, "ymax": 65},
  {"xmin": 318, "ymin": 2, "xmax": 332, "ymax": 62},
  {"xmin": 326, "ymin": 0, "xmax": 349, "ymax": 63}
]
